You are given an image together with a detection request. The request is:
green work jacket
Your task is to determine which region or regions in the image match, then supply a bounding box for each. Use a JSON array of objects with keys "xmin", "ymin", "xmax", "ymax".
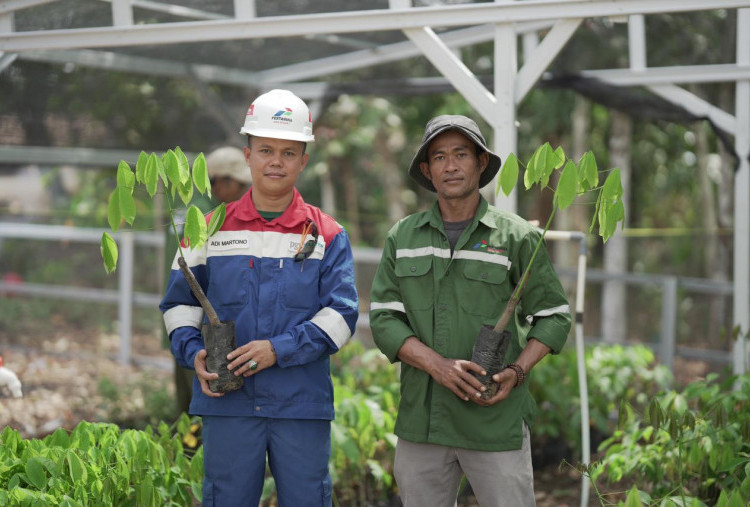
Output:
[{"xmin": 369, "ymin": 197, "xmax": 571, "ymax": 452}]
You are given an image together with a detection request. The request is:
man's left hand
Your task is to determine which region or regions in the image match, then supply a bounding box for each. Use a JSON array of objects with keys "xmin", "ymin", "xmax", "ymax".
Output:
[
  {"xmin": 227, "ymin": 340, "xmax": 277, "ymax": 376},
  {"xmin": 472, "ymin": 368, "xmax": 516, "ymax": 406}
]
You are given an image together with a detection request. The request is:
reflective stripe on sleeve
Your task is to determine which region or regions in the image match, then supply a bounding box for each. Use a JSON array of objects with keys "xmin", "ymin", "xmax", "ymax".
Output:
[
  {"xmin": 370, "ymin": 301, "xmax": 406, "ymax": 313},
  {"xmin": 525, "ymin": 304, "xmax": 571, "ymax": 324},
  {"xmin": 163, "ymin": 305, "xmax": 204, "ymax": 335},
  {"xmin": 310, "ymin": 307, "xmax": 352, "ymax": 349}
]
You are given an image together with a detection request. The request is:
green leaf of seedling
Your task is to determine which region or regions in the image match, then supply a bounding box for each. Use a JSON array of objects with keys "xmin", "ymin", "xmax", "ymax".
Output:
[
  {"xmin": 101, "ymin": 232, "xmax": 118, "ymax": 274},
  {"xmin": 498, "ymin": 153, "xmax": 519, "ymax": 197},
  {"xmin": 184, "ymin": 205, "xmax": 207, "ymax": 249},
  {"xmin": 66, "ymin": 451, "xmax": 87, "ymax": 483},
  {"xmin": 175, "ymin": 147, "xmax": 190, "ymax": 185},
  {"xmin": 554, "ymin": 160, "xmax": 578, "ymax": 210},
  {"xmin": 118, "ymin": 187, "xmax": 136, "ymax": 225},
  {"xmin": 553, "ymin": 146, "xmax": 566, "ymax": 169},
  {"xmin": 163, "ymin": 150, "xmax": 180, "ymax": 190},
  {"xmin": 534, "ymin": 143, "xmax": 556, "ymax": 188},
  {"xmin": 116, "ymin": 161, "xmax": 135, "ymax": 194},
  {"xmin": 107, "ymin": 190, "xmax": 121, "ymax": 232},
  {"xmin": 192, "ymin": 153, "xmax": 210, "ymax": 197},
  {"xmin": 577, "ymin": 151, "xmax": 598, "ymax": 191},
  {"xmin": 154, "ymin": 153, "xmax": 167, "ymax": 186},
  {"xmin": 598, "ymin": 169, "xmax": 624, "ymax": 243},
  {"xmin": 623, "ymin": 486, "xmax": 644, "ymax": 507},
  {"xmin": 144, "ymin": 153, "xmax": 160, "ymax": 198},
  {"xmin": 207, "ymin": 202, "xmax": 226, "ymax": 238},
  {"xmin": 25, "ymin": 457, "xmax": 46, "ymax": 490},
  {"xmin": 177, "ymin": 179, "xmax": 194, "ymax": 206},
  {"xmin": 524, "ymin": 145, "xmax": 542, "ymax": 189},
  {"xmin": 135, "ymin": 151, "xmax": 149, "ymax": 184}
]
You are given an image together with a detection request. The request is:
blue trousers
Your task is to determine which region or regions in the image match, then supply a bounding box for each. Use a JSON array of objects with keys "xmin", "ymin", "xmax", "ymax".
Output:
[{"xmin": 201, "ymin": 415, "xmax": 332, "ymax": 507}]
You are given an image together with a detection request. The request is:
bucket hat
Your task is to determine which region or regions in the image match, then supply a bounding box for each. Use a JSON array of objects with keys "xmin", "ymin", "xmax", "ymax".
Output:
[{"xmin": 408, "ymin": 115, "xmax": 501, "ymax": 192}]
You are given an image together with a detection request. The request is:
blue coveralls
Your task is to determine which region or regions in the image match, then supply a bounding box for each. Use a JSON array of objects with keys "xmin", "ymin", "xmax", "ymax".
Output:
[{"xmin": 160, "ymin": 188, "xmax": 359, "ymax": 506}]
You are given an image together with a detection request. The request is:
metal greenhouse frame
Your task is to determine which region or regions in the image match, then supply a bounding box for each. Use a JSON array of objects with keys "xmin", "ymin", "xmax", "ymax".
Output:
[{"xmin": 2, "ymin": 1, "xmax": 749, "ymax": 504}]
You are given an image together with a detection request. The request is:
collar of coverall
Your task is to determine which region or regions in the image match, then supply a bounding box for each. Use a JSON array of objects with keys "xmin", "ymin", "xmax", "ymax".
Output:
[{"xmin": 232, "ymin": 187, "xmax": 310, "ymax": 228}]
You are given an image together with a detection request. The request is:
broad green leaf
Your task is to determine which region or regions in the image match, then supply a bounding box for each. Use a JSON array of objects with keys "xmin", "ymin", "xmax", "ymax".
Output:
[
  {"xmin": 553, "ymin": 146, "xmax": 566, "ymax": 169},
  {"xmin": 101, "ymin": 232, "xmax": 118, "ymax": 274},
  {"xmin": 524, "ymin": 145, "xmax": 543, "ymax": 189},
  {"xmin": 135, "ymin": 151, "xmax": 149, "ymax": 183},
  {"xmin": 184, "ymin": 205, "xmax": 207, "ymax": 249},
  {"xmin": 207, "ymin": 203, "xmax": 227, "ymax": 237},
  {"xmin": 175, "ymin": 147, "xmax": 191, "ymax": 185},
  {"xmin": 497, "ymin": 153, "xmax": 518, "ymax": 197},
  {"xmin": 144, "ymin": 153, "xmax": 160, "ymax": 198},
  {"xmin": 598, "ymin": 169, "xmax": 624, "ymax": 243},
  {"xmin": 577, "ymin": 151, "xmax": 598, "ymax": 191},
  {"xmin": 177, "ymin": 179, "xmax": 194, "ymax": 206},
  {"xmin": 623, "ymin": 486, "xmax": 643, "ymax": 507},
  {"xmin": 163, "ymin": 150, "xmax": 181, "ymax": 190},
  {"xmin": 672, "ymin": 393, "xmax": 687, "ymax": 415},
  {"xmin": 25, "ymin": 457, "xmax": 46, "ymax": 490},
  {"xmin": 192, "ymin": 153, "xmax": 210, "ymax": 197},
  {"xmin": 540, "ymin": 143, "xmax": 557, "ymax": 188},
  {"xmin": 107, "ymin": 190, "xmax": 122, "ymax": 232},
  {"xmin": 116, "ymin": 161, "xmax": 135, "ymax": 194},
  {"xmin": 116, "ymin": 187, "xmax": 136, "ymax": 226},
  {"xmin": 554, "ymin": 160, "xmax": 578, "ymax": 210},
  {"xmin": 66, "ymin": 451, "xmax": 87, "ymax": 483},
  {"xmin": 154, "ymin": 153, "xmax": 168, "ymax": 186}
]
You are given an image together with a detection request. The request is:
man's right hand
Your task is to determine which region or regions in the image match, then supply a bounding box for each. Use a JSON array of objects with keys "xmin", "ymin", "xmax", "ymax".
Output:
[
  {"xmin": 397, "ymin": 337, "xmax": 486, "ymax": 402},
  {"xmin": 428, "ymin": 356, "xmax": 487, "ymax": 402},
  {"xmin": 194, "ymin": 349, "xmax": 224, "ymax": 397}
]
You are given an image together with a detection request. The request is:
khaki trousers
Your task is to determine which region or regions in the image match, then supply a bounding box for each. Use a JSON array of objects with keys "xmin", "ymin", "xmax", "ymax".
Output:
[{"xmin": 393, "ymin": 424, "xmax": 535, "ymax": 507}]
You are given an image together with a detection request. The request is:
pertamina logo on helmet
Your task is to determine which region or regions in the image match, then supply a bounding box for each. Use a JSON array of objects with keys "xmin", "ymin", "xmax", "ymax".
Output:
[{"xmin": 272, "ymin": 108, "xmax": 294, "ymax": 124}]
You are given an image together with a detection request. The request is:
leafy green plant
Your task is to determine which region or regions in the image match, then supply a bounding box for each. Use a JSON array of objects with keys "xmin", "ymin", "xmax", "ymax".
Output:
[
  {"xmin": 530, "ymin": 344, "xmax": 672, "ymax": 460},
  {"xmin": 0, "ymin": 418, "xmax": 203, "ymax": 506},
  {"xmin": 587, "ymin": 373, "xmax": 750, "ymax": 506},
  {"xmin": 490, "ymin": 144, "xmax": 624, "ymax": 352},
  {"xmin": 100, "ymin": 147, "xmax": 224, "ymax": 274}
]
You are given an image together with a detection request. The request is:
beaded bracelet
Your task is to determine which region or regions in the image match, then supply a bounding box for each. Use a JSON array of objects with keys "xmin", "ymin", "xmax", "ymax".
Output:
[{"xmin": 504, "ymin": 362, "xmax": 526, "ymax": 387}]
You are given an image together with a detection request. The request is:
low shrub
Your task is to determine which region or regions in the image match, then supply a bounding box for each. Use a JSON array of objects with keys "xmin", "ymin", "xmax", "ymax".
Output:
[{"xmin": 590, "ymin": 373, "xmax": 750, "ymax": 506}]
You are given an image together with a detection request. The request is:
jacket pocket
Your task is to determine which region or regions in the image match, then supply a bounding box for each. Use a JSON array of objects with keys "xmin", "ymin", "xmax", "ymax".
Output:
[
  {"xmin": 281, "ymin": 258, "xmax": 321, "ymax": 312},
  {"xmin": 395, "ymin": 256, "xmax": 433, "ymax": 311},
  {"xmin": 459, "ymin": 261, "xmax": 510, "ymax": 318},
  {"xmin": 206, "ymin": 259, "xmax": 250, "ymax": 308}
]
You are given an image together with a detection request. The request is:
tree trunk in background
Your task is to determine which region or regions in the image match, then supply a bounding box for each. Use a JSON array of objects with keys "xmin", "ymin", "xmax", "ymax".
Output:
[
  {"xmin": 339, "ymin": 157, "xmax": 361, "ymax": 245},
  {"xmin": 695, "ymin": 121, "xmax": 728, "ymax": 340},
  {"xmin": 602, "ymin": 110, "xmax": 632, "ymax": 343},
  {"xmin": 320, "ymin": 167, "xmax": 336, "ymax": 217},
  {"xmin": 378, "ymin": 131, "xmax": 406, "ymax": 224},
  {"xmin": 555, "ymin": 96, "xmax": 590, "ymax": 268}
]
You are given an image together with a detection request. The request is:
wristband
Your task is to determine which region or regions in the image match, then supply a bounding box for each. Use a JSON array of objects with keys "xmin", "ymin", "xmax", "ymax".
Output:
[{"xmin": 504, "ymin": 362, "xmax": 526, "ymax": 387}]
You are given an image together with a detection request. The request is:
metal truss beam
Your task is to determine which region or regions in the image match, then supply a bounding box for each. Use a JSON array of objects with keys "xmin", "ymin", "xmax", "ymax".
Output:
[
  {"xmin": 515, "ymin": 17, "xmax": 581, "ymax": 103},
  {"xmin": 647, "ymin": 84, "xmax": 736, "ymax": 135},
  {"xmin": 3, "ymin": 0, "xmax": 749, "ymax": 52},
  {"xmin": 583, "ymin": 63, "xmax": 750, "ymax": 86},
  {"xmin": 0, "ymin": 0, "xmax": 56, "ymax": 16}
]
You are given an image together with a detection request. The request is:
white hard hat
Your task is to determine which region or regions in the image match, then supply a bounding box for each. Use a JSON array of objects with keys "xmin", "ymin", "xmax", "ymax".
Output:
[
  {"xmin": 240, "ymin": 89, "xmax": 315, "ymax": 143},
  {"xmin": 205, "ymin": 146, "xmax": 252, "ymax": 184}
]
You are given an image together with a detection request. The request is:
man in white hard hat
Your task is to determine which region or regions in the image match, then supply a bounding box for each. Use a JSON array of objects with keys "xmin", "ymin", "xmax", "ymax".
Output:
[
  {"xmin": 160, "ymin": 89, "xmax": 359, "ymax": 506},
  {"xmin": 166, "ymin": 145, "xmax": 252, "ymax": 417}
]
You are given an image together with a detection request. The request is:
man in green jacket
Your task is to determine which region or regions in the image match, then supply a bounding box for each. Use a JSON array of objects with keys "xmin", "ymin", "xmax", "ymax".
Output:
[{"xmin": 369, "ymin": 115, "xmax": 571, "ymax": 506}]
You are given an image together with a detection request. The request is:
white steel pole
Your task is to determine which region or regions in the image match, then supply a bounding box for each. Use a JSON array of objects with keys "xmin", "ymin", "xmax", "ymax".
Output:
[
  {"xmin": 733, "ymin": 8, "xmax": 750, "ymax": 376},
  {"xmin": 493, "ymin": 18, "xmax": 517, "ymax": 213}
]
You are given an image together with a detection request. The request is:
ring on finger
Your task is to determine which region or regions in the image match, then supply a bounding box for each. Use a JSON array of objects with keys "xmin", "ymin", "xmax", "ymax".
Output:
[{"xmin": 247, "ymin": 360, "xmax": 258, "ymax": 371}]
